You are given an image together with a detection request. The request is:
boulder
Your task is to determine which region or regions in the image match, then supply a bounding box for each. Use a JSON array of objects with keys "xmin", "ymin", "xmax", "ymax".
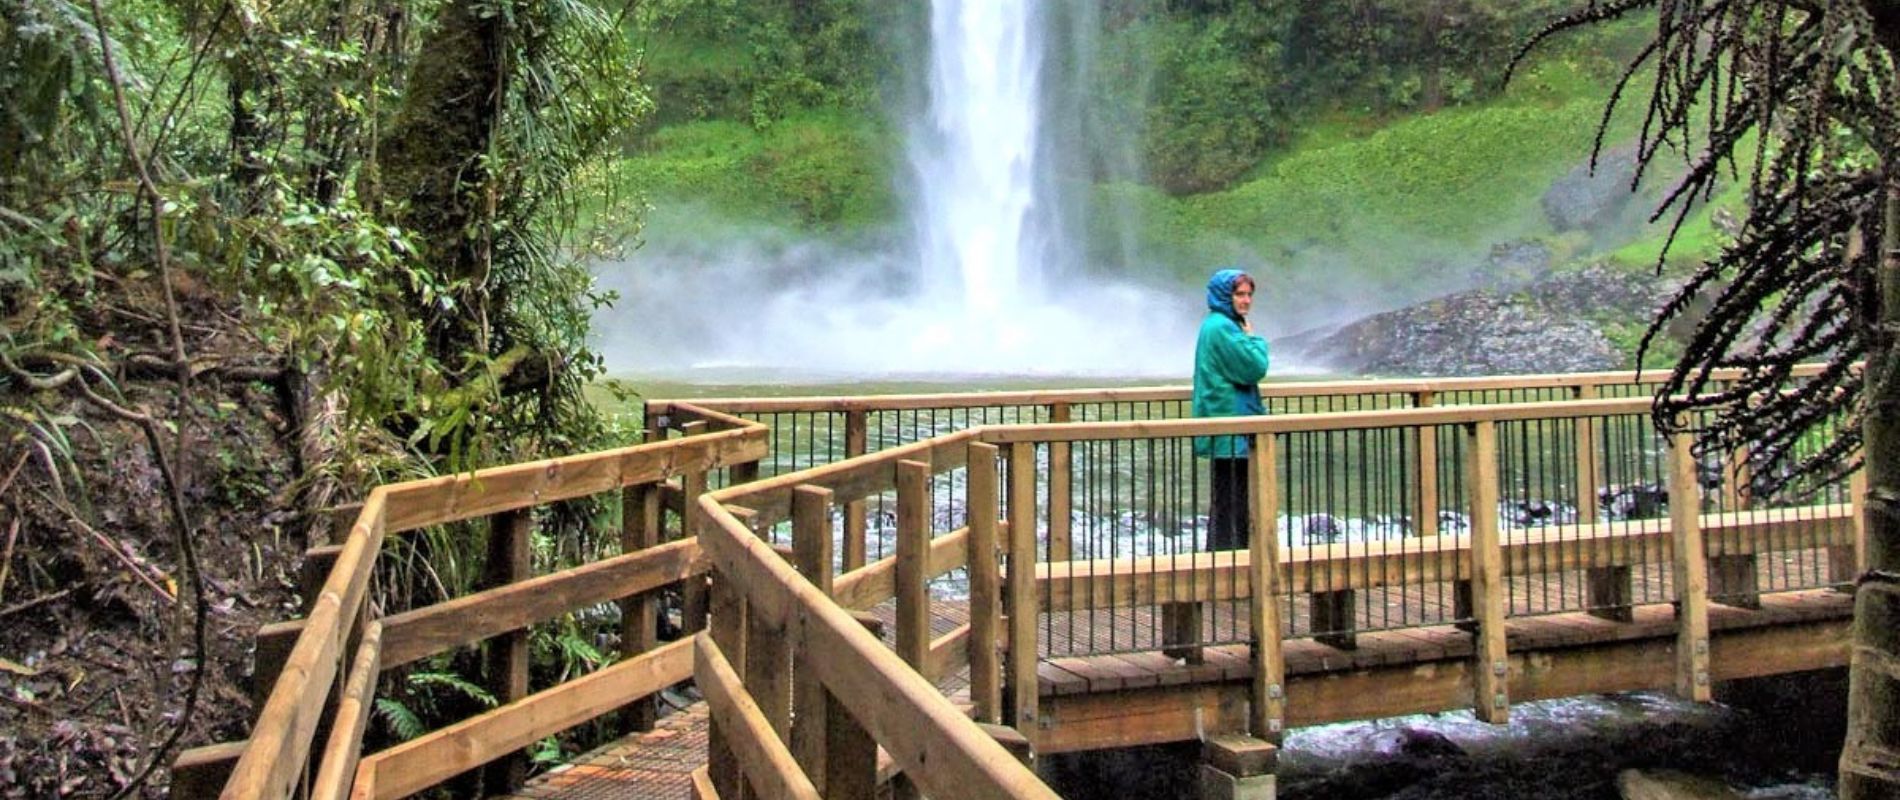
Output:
[
  {"xmin": 1543, "ymin": 145, "xmax": 1641, "ymax": 233},
  {"xmin": 1289, "ymin": 290, "xmax": 1618, "ymax": 376},
  {"xmin": 1281, "ymin": 261, "xmax": 1668, "ymax": 377},
  {"xmin": 1617, "ymin": 769, "xmax": 1745, "ymax": 800}
]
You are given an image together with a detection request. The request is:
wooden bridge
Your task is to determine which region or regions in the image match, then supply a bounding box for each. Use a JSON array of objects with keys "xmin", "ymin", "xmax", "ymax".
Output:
[{"xmin": 173, "ymin": 366, "xmax": 1861, "ymax": 800}]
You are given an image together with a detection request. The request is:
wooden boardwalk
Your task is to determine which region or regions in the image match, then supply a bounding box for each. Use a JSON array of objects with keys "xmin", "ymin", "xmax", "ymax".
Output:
[
  {"xmin": 491, "ymin": 580, "xmax": 1851, "ymax": 799},
  {"xmin": 495, "ymin": 705, "xmax": 710, "ymax": 800}
]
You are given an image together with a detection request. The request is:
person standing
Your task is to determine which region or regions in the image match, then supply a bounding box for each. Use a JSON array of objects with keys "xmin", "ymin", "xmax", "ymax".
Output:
[{"xmin": 1192, "ymin": 268, "xmax": 1270, "ymax": 551}]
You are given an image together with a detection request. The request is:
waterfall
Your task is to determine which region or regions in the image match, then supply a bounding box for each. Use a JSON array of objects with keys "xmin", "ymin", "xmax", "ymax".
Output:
[
  {"xmin": 596, "ymin": 0, "xmax": 1200, "ymax": 380},
  {"xmin": 910, "ymin": 1, "xmax": 1054, "ymax": 310}
]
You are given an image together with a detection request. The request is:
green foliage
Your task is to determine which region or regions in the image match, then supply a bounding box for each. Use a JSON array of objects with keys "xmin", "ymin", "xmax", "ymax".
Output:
[
  {"xmin": 374, "ymin": 669, "xmax": 499, "ymax": 741},
  {"xmin": 636, "ymin": 0, "xmax": 889, "ymax": 127},
  {"xmin": 1118, "ymin": 15, "xmax": 1292, "ymax": 194},
  {"xmin": 617, "ymin": 110, "xmax": 894, "ymax": 229},
  {"xmin": 1096, "ymin": 53, "xmax": 1651, "ymax": 286}
]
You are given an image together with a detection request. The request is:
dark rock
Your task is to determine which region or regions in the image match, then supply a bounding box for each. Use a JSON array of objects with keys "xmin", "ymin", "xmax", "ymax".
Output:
[
  {"xmin": 1618, "ymin": 769, "xmax": 1744, "ymax": 800},
  {"xmin": 1543, "ymin": 145, "xmax": 1641, "ymax": 233},
  {"xmin": 1473, "ymin": 240, "xmax": 1554, "ymax": 290},
  {"xmin": 1294, "ymin": 513, "xmax": 1346, "ymax": 545},
  {"xmin": 1282, "ymin": 262, "xmax": 1667, "ymax": 377},
  {"xmin": 1382, "ymin": 726, "xmax": 1467, "ymax": 759},
  {"xmin": 1289, "ymin": 290, "xmax": 1618, "ymax": 376},
  {"xmin": 1600, "ymin": 483, "xmax": 1670, "ymax": 520}
]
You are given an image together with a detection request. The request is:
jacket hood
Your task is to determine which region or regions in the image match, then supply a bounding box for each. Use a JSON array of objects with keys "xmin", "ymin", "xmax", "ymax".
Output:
[{"xmin": 1205, "ymin": 268, "xmax": 1249, "ymax": 322}]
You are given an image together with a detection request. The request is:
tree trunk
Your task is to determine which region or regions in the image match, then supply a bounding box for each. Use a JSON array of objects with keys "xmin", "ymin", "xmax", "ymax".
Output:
[
  {"xmin": 1841, "ymin": 173, "xmax": 1900, "ymax": 799},
  {"xmin": 376, "ymin": 0, "xmax": 504, "ymax": 364}
]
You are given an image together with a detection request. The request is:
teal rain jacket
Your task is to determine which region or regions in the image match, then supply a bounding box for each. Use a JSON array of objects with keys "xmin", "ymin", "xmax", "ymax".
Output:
[{"xmin": 1192, "ymin": 269, "xmax": 1270, "ymax": 458}]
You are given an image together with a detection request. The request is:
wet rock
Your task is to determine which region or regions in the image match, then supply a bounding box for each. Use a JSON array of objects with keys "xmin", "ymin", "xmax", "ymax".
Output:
[
  {"xmin": 1503, "ymin": 499, "xmax": 1572, "ymax": 527},
  {"xmin": 1280, "ymin": 248, "xmax": 1674, "ymax": 378},
  {"xmin": 1533, "ymin": 262, "xmax": 1666, "ymax": 318},
  {"xmin": 1293, "ymin": 513, "xmax": 1346, "ymax": 545},
  {"xmin": 1618, "ymin": 769, "xmax": 1745, "ymax": 800},
  {"xmin": 1291, "ymin": 289, "xmax": 1619, "ymax": 376},
  {"xmin": 1472, "ymin": 240, "xmax": 1554, "ymax": 290},
  {"xmin": 1374, "ymin": 726, "xmax": 1466, "ymax": 759},
  {"xmin": 1543, "ymin": 145, "xmax": 1640, "ymax": 233},
  {"xmin": 1599, "ymin": 483, "xmax": 1670, "ymax": 520}
]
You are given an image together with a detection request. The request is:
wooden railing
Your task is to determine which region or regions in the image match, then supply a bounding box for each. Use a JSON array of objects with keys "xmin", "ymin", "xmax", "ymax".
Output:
[
  {"xmin": 692, "ymin": 385, "xmax": 1858, "ymax": 795},
  {"xmin": 662, "ymin": 365, "xmax": 1827, "ymax": 563},
  {"xmin": 174, "ymin": 402, "xmax": 768, "ymax": 800},
  {"xmin": 177, "ymin": 366, "xmax": 1846, "ymax": 800}
]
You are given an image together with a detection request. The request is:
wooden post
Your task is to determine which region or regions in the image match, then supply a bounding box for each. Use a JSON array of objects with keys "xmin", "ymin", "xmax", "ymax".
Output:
[
  {"xmin": 1710, "ymin": 443, "xmax": 1760, "ymax": 608},
  {"xmin": 1580, "ymin": 391, "xmax": 1631, "ymax": 623},
  {"xmin": 1006, "ymin": 443, "xmax": 1040, "ymax": 735},
  {"xmin": 619, "ymin": 482, "xmax": 663, "ymax": 732},
  {"xmin": 481, "ymin": 508, "xmax": 532, "ymax": 792},
  {"xmin": 1048, "ymin": 402, "xmax": 1073, "ymax": 563},
  {"xmin": 1573, "ymin": 385, "xmax": 1601, "ymax": 525},
  {"xmin": 977, "ymin": 722, "xmax": 1035, "ymax": 769},
  {"xmin": 742, "ymin": 475, "xmax": 791, "ymax": 766},
  {"xmin": 744, "ymin": 594, "xmax": 792, "ymax": 745},
  {"xmin": 1467, "ymin": 421, "xmax": 1510, "ymax": 724},
  {"xmin": 682, "ymin": 468, "xmax": 711, "ymax": 635},
  {"xmin": 300, "ymin": 544, "xmax": 343, "ymax": 615},
  {"xmin": 732, "ymin": 459, "xmax": 761, "ymax": 487},
  {"xmin": 1248, "ymin": 434, "xmax": 1286, "ymax": 744},
  {"xmin": 891, "ymin": 458, "xmax": 934, "ymax": 800},
  {"xmin": 1414, "ymin": 393, "xmax": 1439, "ymax": 539},
  {"xmin": 790, "ymin": 485, "xmax": 835, "ymax": 793},
  {"xmin": 968, "ymin": 442, "xmax": 1004, "ymax": 724},
  {"xmin": 1201, "ymin": 735, "xmax": 1279, "ymax": 800},
  {"xmin": 170, "ymin": 741, "xmax": 247, "ymax": 800},
  {"xmin": 824, "ymin": 688, "xmax": 878, "ymax": 800},
  {"xmin": 1722, "ymin": 443, "xmax": 1752, "ymax": 512},
  {"xmin": 843, "ymin": 410, "xmax": 869, "ymax": 571},
  {"xmin": 1834, "ymin": 459, "xmax": 1869, "ymax": 588},
  {"xmin": 708, "ymin": 575, "xmax": 749, "ymax": 800},
  {"xmin": 1667, "ymin": 428, "xmax": 1712, "ymax": 703},
  {"xmin": 896, "ymin": 460, "xmax": 933, "ymax": 670}
]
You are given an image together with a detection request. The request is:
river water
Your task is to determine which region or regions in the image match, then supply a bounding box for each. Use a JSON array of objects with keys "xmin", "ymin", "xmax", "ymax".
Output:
[{"xmin": 1042, "ymin": 671, "xmax": 1845, "ymax": 799}]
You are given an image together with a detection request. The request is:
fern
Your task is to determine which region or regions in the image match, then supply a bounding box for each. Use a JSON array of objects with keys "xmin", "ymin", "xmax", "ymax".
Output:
[
  {"xmin": 530, "ymin": 736, "xmax": 566, "ymax": 766},
  {"xmin": 375, "ymin": 698, "xmax": 426, "ymax": 741},
  {"xmin": 555, "ymin": 629, "xmax": 606, "ymax": 671},
  {"xmin": 408, "ymin": 670, "xmax": 499, "ymax": 708}
]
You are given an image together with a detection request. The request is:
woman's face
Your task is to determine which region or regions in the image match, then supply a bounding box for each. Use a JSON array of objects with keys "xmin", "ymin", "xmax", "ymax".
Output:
[{"xmin": 1233, "ymin": 279, "xmax": 1254, "ymax": 317}]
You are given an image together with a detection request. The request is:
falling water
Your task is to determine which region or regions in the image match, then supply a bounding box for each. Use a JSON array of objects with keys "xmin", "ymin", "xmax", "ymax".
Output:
[{"xmin": 910, "ymin": 2, "xmax": 1052, "ymax": 310}]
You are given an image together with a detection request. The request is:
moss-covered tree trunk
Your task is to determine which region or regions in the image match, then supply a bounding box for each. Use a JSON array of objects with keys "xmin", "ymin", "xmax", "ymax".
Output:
[
  {"xmin": 1842, "ymin": 173, "xmax": 1900, "ymax": 799},
  {"xmin": 1842, "ymin": 13, "xmax": 1900, "ymax": 795},
  {"xmin": 376, "ymin": 0, "xmax": 504, "ymax": 366}
]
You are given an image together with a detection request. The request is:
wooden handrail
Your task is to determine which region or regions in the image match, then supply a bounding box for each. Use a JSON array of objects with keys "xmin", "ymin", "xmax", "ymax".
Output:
[
  {"xmin": 309, "ymin": 621, "xmax": 382, "ymax": 800},
  {"xmin": 698, "ymin": 496, "xmax": 1062, "ymax": 800},
  {"xmin": 357, "ymin": 638, "xmax": 694, "ymax": 800},
  {"xmin": 217, "ymin": 365, "xmax": 1846, "ymax": 800},
  {"xmin": 381, "ymin": 421, "xmax": 765, "ymax": 532},
  {"xmin": 223, "ymin": 492, "xmax": 388, "ymax": 800},
  {"xmin": 695, "ymin": 635, "xmax": 823, "ymax": 800},
  {"xmin": 376, "ymin": 538, "xmax": 705, "ymax": 668},
  {"xmin": 655, "ymin": 364, "xmax": 1827, "ymax": 414},
  {"xmin": 215, "ymin": 406, "xmax": 771, "ymax": 800},
  {"xmin": 1029, "ymin": 506, "xmax": 1852, "ymax": 609}
]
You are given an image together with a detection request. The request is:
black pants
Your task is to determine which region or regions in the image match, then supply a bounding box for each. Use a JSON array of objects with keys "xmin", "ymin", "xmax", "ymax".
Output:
[{"xmin": 1210, "ymin": 457, "xmax": 1249, "ymax": 551}]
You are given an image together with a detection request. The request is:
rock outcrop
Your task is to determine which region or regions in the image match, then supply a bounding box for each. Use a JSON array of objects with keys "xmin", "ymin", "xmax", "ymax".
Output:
[{"xmin": 1282, "ymin": 263, "xmax": 1668, "ymax": 377}]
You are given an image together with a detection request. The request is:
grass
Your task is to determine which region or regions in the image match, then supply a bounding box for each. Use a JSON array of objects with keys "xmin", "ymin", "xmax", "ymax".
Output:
[
  {"xmin": 612, "ymin": 109, "xmax": 898, "ymax": 233},
  {"xmin": 1108, "ymin": 55, "xmax": 1658, "ymax": 285}
]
